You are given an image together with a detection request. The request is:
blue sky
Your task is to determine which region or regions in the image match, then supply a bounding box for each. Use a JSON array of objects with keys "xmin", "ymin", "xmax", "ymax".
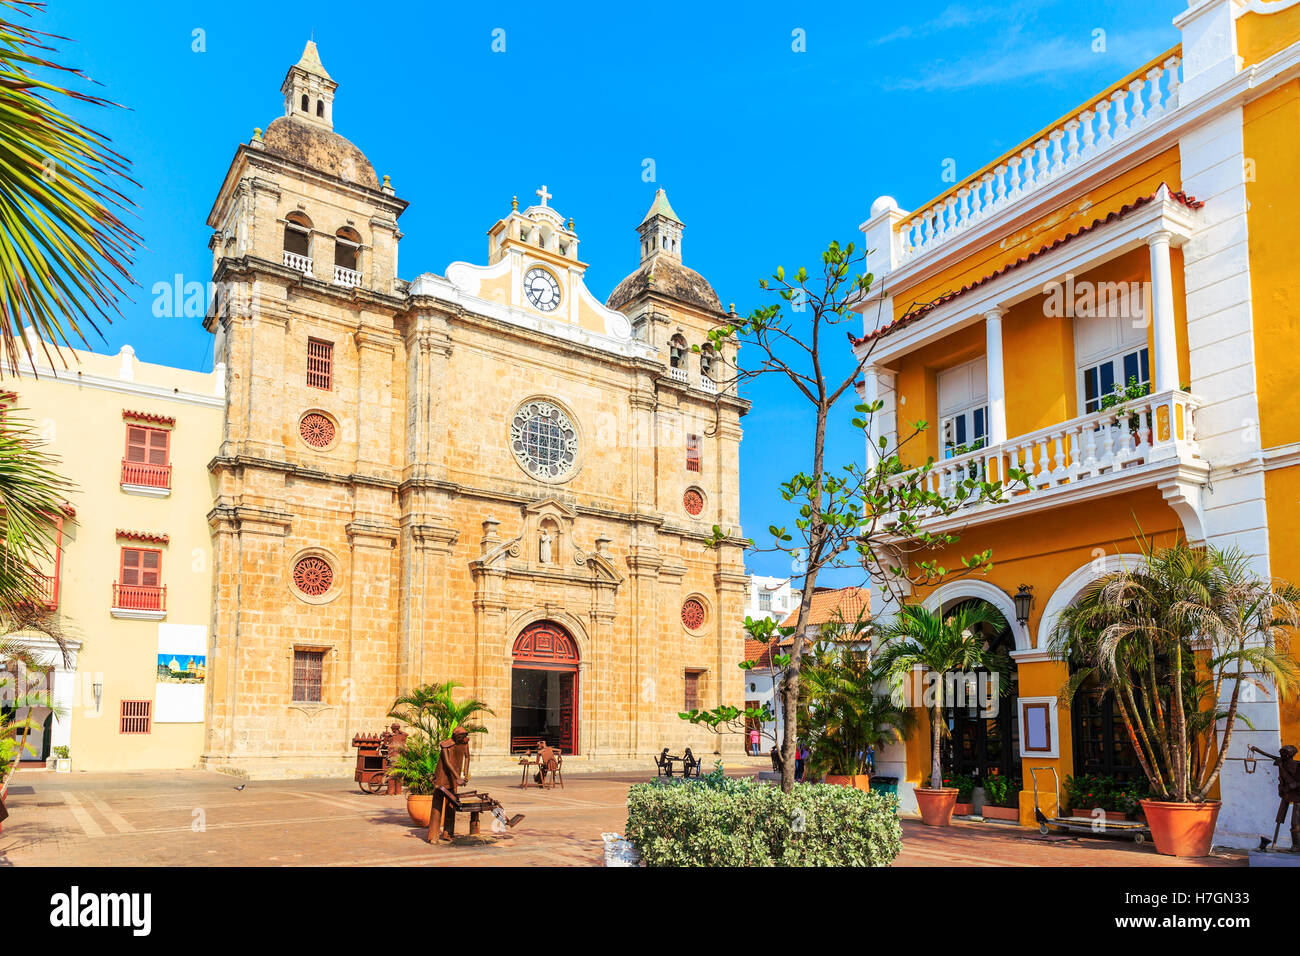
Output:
[{"xmin": 38, "ymin": 0, "xmax": 1185, "ymax": 585}]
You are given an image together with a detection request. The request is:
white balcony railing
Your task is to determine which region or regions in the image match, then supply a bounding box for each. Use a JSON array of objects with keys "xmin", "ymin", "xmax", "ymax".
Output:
[
  {"xmin": 668, "ymin": 366, "xmax": 689, "ymax": 383},
  {"xmin": 283, "ymin": 251, "xmax": 312, "ymax": 273},
  {"xmin": 883, "ymin": 388, "xmax": 1201, "ymax": 528},
  {"xmin": 333, "ymin": 265, "xmax": 362, "ymax": 287},
  {"xmin": 897, "ymin": 52, "xmax": 1182, "ymax": 265},
  {"xmin": 699, "ymin": 376, "xmax": 717, "ymax": 395}
]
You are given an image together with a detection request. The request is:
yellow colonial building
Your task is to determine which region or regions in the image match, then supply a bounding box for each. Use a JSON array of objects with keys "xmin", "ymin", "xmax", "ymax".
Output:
[
  {"xmin": 1, "ymin": 335, "xmax": 224, "ymax": 771},
  {"xmin": 853, "ymin": 0, "xmax": 1300, "ymax": 848},
  {"xmin": 199, "ymin": 43, "xmax": 749, "ymax": 777}
]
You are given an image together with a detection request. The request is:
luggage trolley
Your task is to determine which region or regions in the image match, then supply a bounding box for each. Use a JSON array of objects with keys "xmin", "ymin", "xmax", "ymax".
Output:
[{"xmin": 1030, "ymin": 767, "xmax": 1151, "ymax": 844}]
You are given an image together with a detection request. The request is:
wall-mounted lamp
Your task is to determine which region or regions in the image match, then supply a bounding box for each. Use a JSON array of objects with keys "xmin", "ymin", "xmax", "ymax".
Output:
[
  {"xmin": 93, "ymin": 681, "xmax": 103, "ymax": 713},
  {"xmin": 1014, "ymin": 584, "xmax": 1034, "ymax": 626}
]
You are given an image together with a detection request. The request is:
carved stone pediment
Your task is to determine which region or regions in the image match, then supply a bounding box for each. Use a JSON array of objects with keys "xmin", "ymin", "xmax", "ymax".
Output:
[{"xmin": 467, "ymin": 499, "xmax": 623, "ymax": 586}]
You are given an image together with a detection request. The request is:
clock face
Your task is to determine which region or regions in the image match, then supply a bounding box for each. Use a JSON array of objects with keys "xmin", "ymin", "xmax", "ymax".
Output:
[{"xmin": 524, "ymin": 267, "xmax": 561, "ymax": 312}]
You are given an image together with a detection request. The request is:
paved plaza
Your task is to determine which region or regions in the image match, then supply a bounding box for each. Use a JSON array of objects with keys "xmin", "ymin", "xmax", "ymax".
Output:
[{"xmin": 0, "ymin": 767, "xmax": 1246, "ymax": 867}]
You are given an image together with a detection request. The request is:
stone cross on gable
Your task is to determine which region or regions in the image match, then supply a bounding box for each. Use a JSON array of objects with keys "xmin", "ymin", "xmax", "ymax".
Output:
[{"xmin": 535, "ymin": 184, "xmax": 552, "ymax": 206}]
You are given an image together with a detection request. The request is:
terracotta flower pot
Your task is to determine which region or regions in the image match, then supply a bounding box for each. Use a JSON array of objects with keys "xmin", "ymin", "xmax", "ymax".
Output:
[
  {"xmin": 823, "ymin": 773, "xmax": 871, "ymax": 791},
  {"xmin": 915, "ymin": 787, "xmax": 959, "ymax": 827},
  {"xmin": 1140, "ymin": 799, "xmax": 1221, "ymax": 858},
  {"xmin": 953, "ymin": 802, "xmax": 973, "ymax": 816},
  {"xmin": 406, "ymin": 793, "xmax": 433, "ymax": 827}
]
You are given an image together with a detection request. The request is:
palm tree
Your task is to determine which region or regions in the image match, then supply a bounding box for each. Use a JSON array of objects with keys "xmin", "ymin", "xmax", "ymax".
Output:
[
  {"xmin": 874, "ymin": 602, "xmax": 1009, "ymax": 790},
  {"xmin": 1051, "ymin": 541, "xmax": 1300, "ymax": 803},
  {"xmin": 1, "ymin": 1, "xmax": 140, "ymax": 370},
  {"xmin": 0, "ymin": 410, "xmax": 74, "ymax": 777},
  {"xmin": 387, "ymin": 680, "xmax": 494, "ymax": 744},
  {"xmin": 799, "ymin": 644, "xmax": 912, "ymax": 778}
]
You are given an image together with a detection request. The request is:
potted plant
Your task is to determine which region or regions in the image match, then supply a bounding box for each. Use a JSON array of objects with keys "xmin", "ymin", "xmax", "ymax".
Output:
[
  {"xmin": 876, "ymin": 602, "xmax": 1009, "ymax": 826},
  {"xmin": 799, "ymin": 636, "xmax": 912, "ymax": 791},
  {"xmin": 943, "ymin": 772, "xmax": 975, "ymax": 815},
  {"xmin": 1053, "ymin": 541, "xmax": 1300, "ymax": 856},
  {"xmin": 51, "ymin": 745, "xmax": 70, "ymax": 773},
  {"xmin": 981, "ymin": 774, "xmax": 1021, "ymax": 821},
  {"xmin": 385, "ymin": 735, "xmax": 439, "ymax": 825},
  {"xmin": 387, "ymin": 681, "xmax": 494, "ymax": 826}
]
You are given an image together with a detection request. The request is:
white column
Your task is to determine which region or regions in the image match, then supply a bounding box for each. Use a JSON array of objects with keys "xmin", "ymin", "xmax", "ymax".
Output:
[
  {"xmin": 1147, "ymin": 230, "xmax": 1179, "ymax": 392},
  {"xmin": 984, "ymin": 307, "xmax": 1008, "ymax": 445},
  {"xmin": 863, "ymin": 365, "xmax": 881, "ymax": 461}
]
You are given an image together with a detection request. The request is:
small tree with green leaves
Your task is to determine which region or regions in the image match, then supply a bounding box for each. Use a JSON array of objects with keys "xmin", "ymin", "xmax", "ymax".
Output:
[
  {"xmin": 388, "ymin": 680, "xmax": 494, "ymax": 744},
  {"xmin": 680, "ymin": 240, "xmax": 1028, "ymax": 791}
]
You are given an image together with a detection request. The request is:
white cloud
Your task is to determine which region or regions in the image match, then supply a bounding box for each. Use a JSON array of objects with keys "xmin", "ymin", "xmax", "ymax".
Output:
[
  {"xmin": 872, "ymin": 0, "xmax": 1049, "ymax": 45},
  {"xmin": 882, "ymin": 27, "xmax": 1175, "ymax": 92}
]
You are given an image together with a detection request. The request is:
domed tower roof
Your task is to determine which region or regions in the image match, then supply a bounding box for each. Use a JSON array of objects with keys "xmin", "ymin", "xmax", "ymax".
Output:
[
  {"xmin": 261, "ymin": 41, "xmax": 379, "ymax": 190},
  {"xmin": 606, "ymin": 189, "xmax": 724, "ymax": 315}
]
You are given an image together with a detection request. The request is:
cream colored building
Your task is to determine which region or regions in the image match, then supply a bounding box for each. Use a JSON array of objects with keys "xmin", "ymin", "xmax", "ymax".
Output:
[
  {"xmin": 1, "ymin": 336, "xmax": 224, "ymax": 771},
  {"xmin": 199, "ymin": 43, "xmax": 749, "ymax": 777}
]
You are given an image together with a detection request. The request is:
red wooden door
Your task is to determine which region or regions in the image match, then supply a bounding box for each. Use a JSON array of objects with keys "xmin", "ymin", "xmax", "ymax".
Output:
[{"xmin": 559, "ymin": 671, "xmax": 576, "ymax": 755}]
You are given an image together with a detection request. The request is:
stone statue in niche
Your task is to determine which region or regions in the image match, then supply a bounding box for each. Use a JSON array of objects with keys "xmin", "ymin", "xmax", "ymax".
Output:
[{"xmin": 538, "ymin": 527, "xmax": 554, "ymax": 564}]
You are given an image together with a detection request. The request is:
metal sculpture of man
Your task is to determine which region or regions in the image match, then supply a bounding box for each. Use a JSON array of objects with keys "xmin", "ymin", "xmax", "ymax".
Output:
[
  {"xmin": 428, "ymin": 727, "xmax": 472, "ymax": 843},
  {"xmin": 1248, "ymin": 743, "xmax": 1300, "ymax": 851}
]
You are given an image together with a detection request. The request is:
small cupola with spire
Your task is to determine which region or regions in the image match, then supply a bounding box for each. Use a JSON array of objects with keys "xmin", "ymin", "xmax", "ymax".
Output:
[
  {"xmin": 637, "ymin": 188, "xmax": 683, "ymax": 264},
  {"xmin": 281, "ymin": 40, "xmax": 337, "ymax": 130}
]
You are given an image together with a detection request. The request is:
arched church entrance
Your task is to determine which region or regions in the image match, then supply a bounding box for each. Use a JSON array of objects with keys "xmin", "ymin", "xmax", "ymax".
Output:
[
  {"xmin": 510, "ymin": 620, "xmax": 579, "ymax": 755},
  {"xmin": 940, "ymin": 599, "xmax": 1020, "ymax": 786}
]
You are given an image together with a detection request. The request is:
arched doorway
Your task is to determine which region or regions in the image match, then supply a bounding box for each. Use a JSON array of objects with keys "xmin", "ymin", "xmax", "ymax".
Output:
[
  {"xmin": 510, "ymin": 620, "xmax": 579, "ymax": 755},
  {"xmin": 940, "ymin": 600, "xmax": 1020, "ymax": 785}
]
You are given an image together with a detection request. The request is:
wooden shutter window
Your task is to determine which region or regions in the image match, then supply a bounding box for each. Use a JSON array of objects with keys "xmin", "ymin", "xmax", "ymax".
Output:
[
  {"xmin": 686, "ymin": 433, "xmax": 701, "ymax": 472},
  {"xmin": 120, "ymin": 700, "xmax": 152, "ymax": 734},
  {"xmin": 125, "ymin": 425, "xmax": 170, "ymax": 466},
  {"xmin": 293, "ymin": 649, "xmax": 325, "ymax": 702},
  {"xmin": 684, "ymin": 671, "xmax": 703, "ymax": 711},
  {"xmin": 306, "ymin": 338, "xmax": 333, "ymax": 390},
  {"xmin": 121, "ymin": 548, "xmax": 161, "ymax": 587}
]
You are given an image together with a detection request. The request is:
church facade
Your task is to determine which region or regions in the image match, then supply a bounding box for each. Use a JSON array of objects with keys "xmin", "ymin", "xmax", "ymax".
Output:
[{"xmin": 201, "ymin": 43, "xmax": 749, "ymax": 777}]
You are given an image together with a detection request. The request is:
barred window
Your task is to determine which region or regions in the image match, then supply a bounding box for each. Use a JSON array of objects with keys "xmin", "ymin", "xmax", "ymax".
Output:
[
  {"xmin": 686, "ymin": 433, "xmax": 701, "ymax": 472},
  {"xmin": 120, "ymin": 700, "xmax": 152, "ymax": 734},
  {"xmin": 293, "ymin": 649, "xmax": 325, "ymax": 702},
  {"xmin": 306, "ymin": 338, "xmax": 333, "ymax": 390}
]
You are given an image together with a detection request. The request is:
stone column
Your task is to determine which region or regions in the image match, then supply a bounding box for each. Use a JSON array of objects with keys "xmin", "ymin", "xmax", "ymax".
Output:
[{"xmin": 1147, "ymin": 230, "xmax": 1179, "ymax": 393}]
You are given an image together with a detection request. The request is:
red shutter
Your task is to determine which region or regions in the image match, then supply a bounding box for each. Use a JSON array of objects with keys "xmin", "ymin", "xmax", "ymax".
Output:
[
  {"xmin": 686, "ymin": 433, "xmax": 701, "ymax": 472},
  {"xmin": 684, "ymin": 671, "xmax": 702, "ymax": 711},
  {"xmin": 120, "ymin": 700, "xmax": 152, "ymax": 734},
  {"xmin": 306, "ymin": 338, "xmax": 333, "ymax": 390}
]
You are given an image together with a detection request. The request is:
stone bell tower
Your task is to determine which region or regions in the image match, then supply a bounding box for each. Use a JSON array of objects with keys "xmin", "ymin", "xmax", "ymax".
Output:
[{"xmin": 281, "ymin": 40, "xmax": 337, "ymax": 130}]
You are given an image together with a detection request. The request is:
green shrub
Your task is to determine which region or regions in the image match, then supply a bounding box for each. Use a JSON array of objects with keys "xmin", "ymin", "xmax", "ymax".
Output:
[{"xmin": 625, "ymin": 778, "xmax": 902, "ymax": 867}]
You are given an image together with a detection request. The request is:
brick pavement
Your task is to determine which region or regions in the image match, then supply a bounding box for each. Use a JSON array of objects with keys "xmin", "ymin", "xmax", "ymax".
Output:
[{"xmin": 0, "ymin": 767, "xmax": 1246, "ymax": 867}]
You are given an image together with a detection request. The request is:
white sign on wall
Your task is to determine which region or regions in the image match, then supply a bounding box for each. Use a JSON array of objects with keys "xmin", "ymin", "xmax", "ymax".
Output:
[{"xmin": 155, "ymin": 623, "xmax": 207, "ymax": 723}]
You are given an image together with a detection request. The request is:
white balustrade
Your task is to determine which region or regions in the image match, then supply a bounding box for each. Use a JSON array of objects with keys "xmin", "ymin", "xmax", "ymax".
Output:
[
  {"xmin": 882, "ymin": 388, "xmax": 1200, "ymax": 526},
  {"xmin": 699, "ymin": 376, "xmax": 717, "ymax": 395},
  {"xmin": 333, "ymin": 265, "xmax": 362, "ymax": 287},
  {"xmin": 896, "ymin": 55, "xmax": 1182, "ymax": 264},
  {"xmin": 283, "ymin": 251, "xmax": 312, "ymax": 273},
  {"xmin": 668, "ymin": 366, "xmax": 689, "ymax": 384}
]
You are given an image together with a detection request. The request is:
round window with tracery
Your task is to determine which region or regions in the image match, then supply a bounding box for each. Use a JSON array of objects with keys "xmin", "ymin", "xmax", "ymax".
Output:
[
  {"xmin": 300, "ymin": 412, "xmax": 336, "ymax": 449},
  {"xmin": 293, "ymin": 556, "xmax": 334, "ymax": 596},
  {"xmin": 683, "ymin": 489, "xmax": 704, "ymax": 516},
  {"xmin": 681, "ymin": 598, "xmax": 706, "ymax": 631}
]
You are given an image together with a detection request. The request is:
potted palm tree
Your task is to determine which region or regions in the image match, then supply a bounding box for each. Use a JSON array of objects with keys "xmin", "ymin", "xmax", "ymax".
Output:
[
  {"xmin": 875, "ymin": 602, "xmax": 1009, "ymax": 826},
  {"xmin": 799, "ymin": 642, "xmax": 912, "ymax": 789},
  {"xmin": 1052, "ymin": 541, "xmax": 1300, "ymax": 857},
  {"xmin": 387, "ymin": 681, "xmax": 493, "ymax": 826}
]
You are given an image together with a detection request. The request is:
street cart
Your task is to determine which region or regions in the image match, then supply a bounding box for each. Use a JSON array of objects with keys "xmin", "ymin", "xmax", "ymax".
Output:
[{"xmin": 1031, "ymin": 767, "xmax": 1151, "ymax": 844}]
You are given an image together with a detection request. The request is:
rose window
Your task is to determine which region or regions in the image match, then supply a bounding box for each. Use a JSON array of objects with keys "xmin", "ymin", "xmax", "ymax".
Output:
[
  {"xmin": 681, "ymin": 598, "xmax": 706, "ymax": 630},
  {"xmin": 293, "ymin": 556, "xmax": 334, "ymax": 596},
  {"xmin": 683, "ymin": 489, "xmax": 704, "ymax": 516},
  {"xmin": 510, "ymin": 400, "xmax": 578, "ymax": 480},
  {"xmin": 299, "ymin": 412, "xmax": 335, "ymax": 449}
]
